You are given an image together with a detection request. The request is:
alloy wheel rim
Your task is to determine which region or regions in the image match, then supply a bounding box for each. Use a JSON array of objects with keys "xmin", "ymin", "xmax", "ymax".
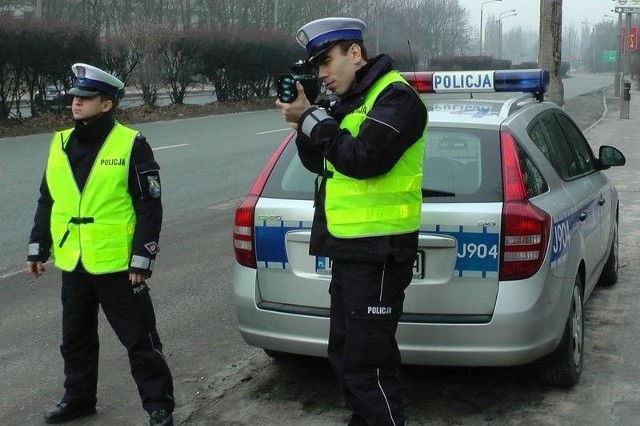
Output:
[{"xmin": 571, "ymin": 285, "xmax": 583, "ymax": 367}]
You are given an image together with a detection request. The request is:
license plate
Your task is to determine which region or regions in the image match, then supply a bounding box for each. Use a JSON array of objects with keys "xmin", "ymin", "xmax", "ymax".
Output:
[
  {"xmin": 413, "ymin": 250, "xmax": 424, "ymax": 279},
  {"xmin": 316, "ymin": 250, "xmax": 425, "ymax": 279}
]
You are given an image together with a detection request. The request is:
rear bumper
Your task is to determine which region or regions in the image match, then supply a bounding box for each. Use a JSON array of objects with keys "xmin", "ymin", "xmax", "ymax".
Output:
[{"xmin": 233, "ymin": 264, "xmax": 571, "ymax": 366}]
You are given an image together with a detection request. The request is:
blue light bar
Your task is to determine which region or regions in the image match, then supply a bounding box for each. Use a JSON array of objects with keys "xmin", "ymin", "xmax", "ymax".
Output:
[
  {"xmin": 494, "ymin": 69, "xmax": 549, "ymax": 94},
  {"xmin": 404, "ymin": 69, "xmax": 550, "ymax": 95}
]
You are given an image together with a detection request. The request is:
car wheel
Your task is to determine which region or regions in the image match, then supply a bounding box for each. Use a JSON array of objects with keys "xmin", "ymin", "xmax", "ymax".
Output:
[
  {"xmin": 536, "ymin": 274, "xmax": 584, "ymax": 388},
  {"xmin": 598, "ymin": 218, "xmax": 618, "ymax": 286}
]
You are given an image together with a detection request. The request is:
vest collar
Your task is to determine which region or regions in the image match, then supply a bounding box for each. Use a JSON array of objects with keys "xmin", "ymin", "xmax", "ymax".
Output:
[
  {"xmin": 73, "ymin": 112, "xmax": 115, "ymax": 145},
  {"xmin": 334, "ymin": 54, "xmax": 395, "ymax": 116}
]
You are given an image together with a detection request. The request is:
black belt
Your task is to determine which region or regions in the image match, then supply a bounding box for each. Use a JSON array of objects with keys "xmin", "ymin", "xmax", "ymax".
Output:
[{"xmin": 58, "ymin": 216, "xmax": 94, "ymax": 248}]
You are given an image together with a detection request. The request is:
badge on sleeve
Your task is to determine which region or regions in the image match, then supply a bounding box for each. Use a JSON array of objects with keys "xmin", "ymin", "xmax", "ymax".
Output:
[
  {"xmin": 144, "ymin": 241, "xmax": 160, "ymax": 255},
  {"xmin": 147, "ymin": 176, "xmax": 161, "ymax": 198}
]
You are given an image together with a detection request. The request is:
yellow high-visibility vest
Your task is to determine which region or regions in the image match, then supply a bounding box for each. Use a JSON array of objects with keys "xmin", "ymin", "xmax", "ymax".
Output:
[
  {"xmin": 325, "ymin": 71, "xmax": 425, "ymax": 238},
  {"xmin": 46, "ymin": 123, "xmax": 138, "ymax": 273}
]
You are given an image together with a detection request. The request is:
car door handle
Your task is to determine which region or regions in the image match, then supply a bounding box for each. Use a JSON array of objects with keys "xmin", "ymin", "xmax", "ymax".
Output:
[
  {"xmin": 598, "ymin": 197, "xmax": 606, "ymax": 206},
  {"xmin": 579, "ymin": 212, "xmax": 588, "ymax": 221}
]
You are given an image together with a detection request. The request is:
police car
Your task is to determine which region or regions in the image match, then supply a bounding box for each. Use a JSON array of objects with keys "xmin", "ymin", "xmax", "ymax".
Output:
[{"xmin": 233, "ymin": 69, "xmax": 625, "ymax": 387}]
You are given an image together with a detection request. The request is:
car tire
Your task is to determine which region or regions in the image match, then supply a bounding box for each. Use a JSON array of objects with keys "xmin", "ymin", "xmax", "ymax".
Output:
[
  {"xmin": 536, "ymin": 274, "xmax": 584, "ymax": 388},
  {"xmin": 598, "ymin": 217, "xmax": 618, "ymax": 286}
]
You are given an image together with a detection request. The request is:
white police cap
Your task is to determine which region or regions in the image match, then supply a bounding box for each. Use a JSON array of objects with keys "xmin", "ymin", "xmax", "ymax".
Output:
[
  {"xmin": 68, "ymin": 63, "xmax": 124, "ymax": 97},
  {"xmin": 296, "ymin": 17, "xmax": 366, "ymax": 63}
]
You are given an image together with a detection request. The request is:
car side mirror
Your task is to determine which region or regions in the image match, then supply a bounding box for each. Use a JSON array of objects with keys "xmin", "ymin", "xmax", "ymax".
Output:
[{"xmin": 597, "ymin": 145, "xmax": 626, "ymax": 170}]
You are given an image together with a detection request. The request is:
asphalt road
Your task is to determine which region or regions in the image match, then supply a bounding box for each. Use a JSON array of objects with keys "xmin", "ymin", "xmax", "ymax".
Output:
[{"xmin": 0, "ymin": 72, "xmax": 631, "ymax": 426}]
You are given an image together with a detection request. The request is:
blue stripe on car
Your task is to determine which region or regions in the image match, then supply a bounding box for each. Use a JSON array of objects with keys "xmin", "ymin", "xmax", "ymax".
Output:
[
  {"xmin": 550, "ymin": 196, "xmax": 600, "ymax": 267},
  {"xmin": 254, "ymin": 221, "xmax": 499, "ymax": 276}
]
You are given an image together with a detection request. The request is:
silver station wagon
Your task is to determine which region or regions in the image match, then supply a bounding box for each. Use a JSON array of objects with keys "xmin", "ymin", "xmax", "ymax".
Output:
[{"xmin": 233, "ymin": 69, "xmax": 626, "ymax": 387}]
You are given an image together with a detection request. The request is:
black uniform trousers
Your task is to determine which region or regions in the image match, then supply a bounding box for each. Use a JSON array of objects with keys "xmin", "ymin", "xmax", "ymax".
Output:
[
  {"xmin": 328, "ymin": 259, "xmax": 414, "ymax": 426},
  {"xmin": 60, "ymin": 269, "xmax": 174, "ymax": 414}
]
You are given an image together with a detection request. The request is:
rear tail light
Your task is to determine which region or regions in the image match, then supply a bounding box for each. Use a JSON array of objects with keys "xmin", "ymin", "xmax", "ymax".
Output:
[
  {"xmin": 233, "ymin": 136, "xmax": 291, "ymax": 268},
  {"xmin": 499, "ymin": 131, "xmax": 551, "ymax": 280},
  {"xmin": 234, "ymin": 196, "xmax": 258, "ymax": 268}
]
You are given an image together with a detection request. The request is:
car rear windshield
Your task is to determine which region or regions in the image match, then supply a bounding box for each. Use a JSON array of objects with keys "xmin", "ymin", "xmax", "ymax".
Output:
[{"xmin": 261, "ymin": 127, "xmax": 502, "ymax": 203}]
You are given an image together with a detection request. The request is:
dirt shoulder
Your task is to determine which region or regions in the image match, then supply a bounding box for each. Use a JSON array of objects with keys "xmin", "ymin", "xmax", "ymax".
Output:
[{"xmin": 0, "ymin": 97, "xmax": 277, "ymax": 139}]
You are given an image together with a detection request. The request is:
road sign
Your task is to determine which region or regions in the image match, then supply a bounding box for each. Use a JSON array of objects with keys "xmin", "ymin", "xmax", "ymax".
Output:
[
  {"xmin": 615, "ymin": 0, "xmax": 640, "ymax": 6},
  {"xmin": 602, "ymin": 51, "xmax": 617, "ymax": 63},
  {"xmin": 615, "ymin": 7, "xmax": 640, "ymax": 12},
  {"xmin": 621, "ymin": 27, "xmax": 638, "ymax": 52}
]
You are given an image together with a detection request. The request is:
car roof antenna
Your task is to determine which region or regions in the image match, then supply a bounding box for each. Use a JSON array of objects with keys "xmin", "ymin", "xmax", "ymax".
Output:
[{"xmin": 407, "ymin": 40, "xmax": 418, "ymax": 87}]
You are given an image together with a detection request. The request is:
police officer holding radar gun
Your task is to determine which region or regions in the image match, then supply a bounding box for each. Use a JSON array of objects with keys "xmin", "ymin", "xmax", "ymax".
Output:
[
  {"xmin": 275, "ymin": 18, "xmax": 427, "ymax": 426},
  {"xmin": 27, "ymin": 63, "xmax": 174, "ymax": 426}
]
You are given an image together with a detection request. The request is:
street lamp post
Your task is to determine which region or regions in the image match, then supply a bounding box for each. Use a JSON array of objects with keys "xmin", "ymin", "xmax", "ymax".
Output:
[
  {"xmin": 604, "ymin": 14, "xmax": 622, "ymax": 95},
  {"xmin": 498, "ymin": 12, "xmax": 517, "ymax": 59},
  {"xmin": 499, "ymin": 9, "xmax": 516, "ymax": 21},
  {"xmin": 480, "ymin": 0, "xmax": 502, "ymax": 55},
  {"xmin": 581, "ymin": 21, "xmax": 593, "ymax": 73}
]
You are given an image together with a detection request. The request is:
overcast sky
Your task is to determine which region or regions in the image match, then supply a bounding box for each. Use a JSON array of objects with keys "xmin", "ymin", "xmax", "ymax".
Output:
[{"xmin": 462, "ymin": 0, "xmax": 621, "ymax": 33}]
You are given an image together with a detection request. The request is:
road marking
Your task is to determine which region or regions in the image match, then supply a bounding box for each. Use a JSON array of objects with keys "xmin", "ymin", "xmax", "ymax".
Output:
[
  {"xmin": 584, "ymin": 89, "xmax": 608, "ymax": 135},
  {"xmin": 207, "ymin": 197, "xmax": 244, "ymax": 210},
  {"xmin": 257, "ymin": 128, "xmax": 291, "ymax": 135},
  {"xmin": 153, "ymin": 144, "xmax": 189, "ymax": 151}
]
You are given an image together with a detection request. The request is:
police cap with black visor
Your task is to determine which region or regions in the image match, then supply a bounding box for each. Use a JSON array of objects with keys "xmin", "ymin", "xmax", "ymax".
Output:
[
  {"xmin": 277, "ymin": 18, "xmax": 367, "ymax": 104},
  {"xmin": 68, "ymin": 63, "xmax": 124, "ymax": 99},
  {"xmin": 297, "ymin": 17, "xmax": 367, "ymax": 65}
]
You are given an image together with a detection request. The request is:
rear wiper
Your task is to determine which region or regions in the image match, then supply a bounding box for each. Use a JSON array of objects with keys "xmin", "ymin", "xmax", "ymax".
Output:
[{"xmin": 422, "ymin": 188, "xmax": 456, "ymax": 198}]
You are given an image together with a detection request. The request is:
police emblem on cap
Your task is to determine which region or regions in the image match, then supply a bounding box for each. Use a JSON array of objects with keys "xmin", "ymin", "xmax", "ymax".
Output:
[
  {"xmin": 296, "ymin": 30, "xmax": 309, "ymax": 47},
  {"xmin": 147, "ymin": 176, "xmax": 161, "ymax": 198},
  {"xmin": 76, "ymin": 65, "xmax": 86, "ymax": 78}
]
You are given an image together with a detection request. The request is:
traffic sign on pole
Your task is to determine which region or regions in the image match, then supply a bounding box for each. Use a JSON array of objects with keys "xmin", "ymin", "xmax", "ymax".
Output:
[
  {"xmin": 603, "ymin": 50, "xmax": 617, "ymax": 63},
  {"xmin": 620, "ymin": 27, "xmax": 638, "ymax": 52},
  {"xmin": 615, "ymin": 7, "xmax": 640, "ymax": 13},
  {"xmin": 614, "ymin": 0, "xmax": 640, "ymax": 12}
]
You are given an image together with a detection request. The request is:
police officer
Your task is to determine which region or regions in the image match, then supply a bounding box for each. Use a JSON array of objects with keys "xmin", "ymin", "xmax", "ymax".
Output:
[
  {"xmin": 27, "ymin": 63, "xmax": 175, "ymax": 426},
  {"xmin": 275, "ymin": 17, "xmax": 427, "ymax": 426}
]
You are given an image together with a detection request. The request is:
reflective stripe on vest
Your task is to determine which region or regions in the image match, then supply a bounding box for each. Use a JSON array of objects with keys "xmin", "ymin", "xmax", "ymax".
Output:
[
  {"xmin": 325, "ymin": 71, "xmax": 425, "ymax": 238},
  {"xmin": 46, "ymin": 123, "xmax": 138, "ymax": 273}
]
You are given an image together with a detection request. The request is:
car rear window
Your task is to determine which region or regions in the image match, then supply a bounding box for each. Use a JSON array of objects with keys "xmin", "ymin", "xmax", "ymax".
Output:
[{"xmin": 261, "ymin": 128, "xmax": 502, "ymax": 203}]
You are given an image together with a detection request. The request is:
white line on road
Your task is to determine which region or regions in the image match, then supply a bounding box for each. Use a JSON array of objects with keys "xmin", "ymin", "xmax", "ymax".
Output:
[
  {"xmin": 207, "ymin": 197, "xmax": 244, "ymax": 210},
  {"xmin": 153, "ymin": 144, "xmax": 189, "ymax": 151},
  {"xmin": 257, "ymin": 129, "xmax": 291, "ymax": 135}
]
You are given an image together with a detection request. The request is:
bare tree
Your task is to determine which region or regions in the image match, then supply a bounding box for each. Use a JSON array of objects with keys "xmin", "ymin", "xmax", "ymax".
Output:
[
  {"xmin": 125, "ymin": 23, "xmax": 165, "ymax": 106},
  {"xmin": 539, "ymin": 0, "xmax": 564, "ymax": 106}
]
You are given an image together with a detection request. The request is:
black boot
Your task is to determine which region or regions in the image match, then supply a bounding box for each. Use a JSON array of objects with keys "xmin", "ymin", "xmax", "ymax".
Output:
[
  {"xmin": 149, "ymin": 410, "xmax": 173, "ymax": 426},
  {"xmin": 43, "ymin": 401, "xmax": 96, "ymax": 424}
]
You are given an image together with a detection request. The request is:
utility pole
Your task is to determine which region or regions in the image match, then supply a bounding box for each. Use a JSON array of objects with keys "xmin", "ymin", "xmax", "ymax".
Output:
[
  {"xmin": 615, "ymin": 12, "xmax": 622, "ymax": 96},
  {"xmin": 539, "ymin": 0, "xmax": 564, "ymax": 106},
  {"xmin": 620, "ymin": 12, "xmax": 632, "ymax": 119},
  {"xmin": 35, "ymin": 0, "xmax": 43, "ymax": 18}
]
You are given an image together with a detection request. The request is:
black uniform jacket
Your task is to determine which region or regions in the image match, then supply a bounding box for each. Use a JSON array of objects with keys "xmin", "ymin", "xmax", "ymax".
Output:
[
  {"xmin": 28, "ymin": 112, "xmax": 162, "ymax": 276},
  {"xmin": 295, "ymin": 54, "xmax": 428, "ymax": 263}
]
